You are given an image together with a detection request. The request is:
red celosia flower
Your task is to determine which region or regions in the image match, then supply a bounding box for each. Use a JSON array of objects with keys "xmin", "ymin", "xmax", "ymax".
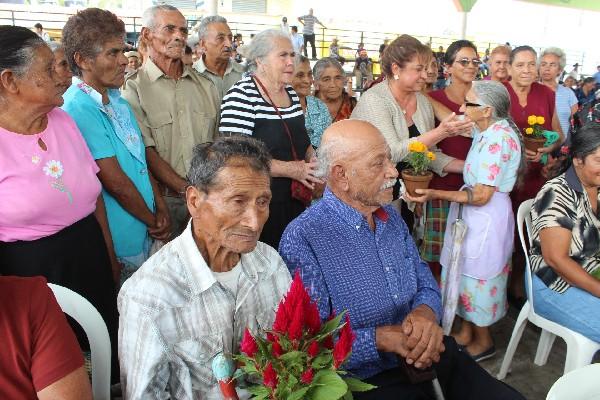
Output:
[
  {"xmin": 300, "ymin": 368, "xmax": 314, "ymax": 384},
  {"xmin": 273, "ymin": 302, "xmax": 290, "ymax": 333},
  {"xmin": 304, "ymin": 300, "xmax": 322, "ymax": 334},
  {"xmin": 283, "ymin": 271, "xmax": 311, "ymax": 319},
  {"xmin": 322, "ymin": 335, "xmax": 334, "ymax": 350},
  {"xmin": 266, "ymin": 332, "xmax": 276, "ymax": 343},
  {"xmin": 287, "ymin": 300, "xmax": 305, "ymax": 341},
  {"xmin": 333, "ymin": 316, "xmax": 356, "ymax": 369},
  {"xmin": 307, "ymin": 341, "xmax": 319, "ymax": 358},
  {"xmin": 263, "ymin": 362, "xmax": 278, "ymax": 389},
  {"xmin": 240, "ymin": 328, "xmax": 258, "ymax": 357},
  {"xmin": 272, "ymin": 338, "xmax": 283, "ymax": 357}
]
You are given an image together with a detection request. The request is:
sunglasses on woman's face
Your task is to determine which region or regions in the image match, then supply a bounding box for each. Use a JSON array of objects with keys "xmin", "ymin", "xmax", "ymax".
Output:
[
  {"xmin": 455, "ymin": 58, "xmax": 482, "ymax": 67},
  {"xmin": 464, "ymin": 101, "xmax": 483, "ymax": 107}
]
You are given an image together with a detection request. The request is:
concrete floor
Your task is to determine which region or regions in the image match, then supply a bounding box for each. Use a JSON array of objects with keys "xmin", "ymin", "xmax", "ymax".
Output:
[{"xmin": 478, "ymin": 305, "xmax": 566, "ymax": 400}]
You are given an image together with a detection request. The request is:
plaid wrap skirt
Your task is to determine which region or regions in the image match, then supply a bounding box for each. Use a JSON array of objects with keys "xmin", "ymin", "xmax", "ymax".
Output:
[{"xmin": 420, "ymin": 199, "xmax": 450, "ymax": 262}]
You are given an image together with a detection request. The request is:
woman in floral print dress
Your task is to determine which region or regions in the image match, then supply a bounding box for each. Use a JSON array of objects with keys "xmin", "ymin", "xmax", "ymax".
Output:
[{"xmin": 406, "ymin": 80, "xmax": 524, "ymax": 362}]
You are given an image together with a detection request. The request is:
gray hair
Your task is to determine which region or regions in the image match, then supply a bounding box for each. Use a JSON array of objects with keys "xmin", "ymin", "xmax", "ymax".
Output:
[
  {"xmin": 187, "ymin": 135, "xmax": 272, "ymax": 192},
  {"xmin": 142, "ymin": 4, "xmax": 179, "ymax": 29},
  {"xmin": 294, "ymin": 54, "xmax": 310, "ymax": 68},
  {"xmin": 315, "ymin": 136, "xmax": 354, "ymax": 179},
  {"xmin": 0, "ymin": 26, "xmax": 45, "ymax": 79},
  {"xmin": 313, "ymin": 57, "xmax": 344, "ymax": 81},
  {"xmin": 244, "ymin": 29, "xmax": 292, "ymax": 72},
  {"xmin": 198, "ymin": 15, "xmax": 228, "ymax": 40},
  {"xmin": 540, "ymin": 47, "xmax": 567, "ymax": 70},
  {"xmin": 471, "ymin": 80, "xmax": 526, "ymax": 185}
]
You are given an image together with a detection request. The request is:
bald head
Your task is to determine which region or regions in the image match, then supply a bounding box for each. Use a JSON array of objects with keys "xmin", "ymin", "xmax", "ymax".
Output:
[
  {"xmin": 318, "ymin": 119, "xmax": 398, "ymax": 212},
  {"xmin": 317, "ymin": 119, "xmax": 387, "ymax": 178}
]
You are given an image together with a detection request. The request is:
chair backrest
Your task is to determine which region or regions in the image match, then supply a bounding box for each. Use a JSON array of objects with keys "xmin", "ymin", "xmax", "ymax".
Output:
[
  {"xmin": 48, "ymin": 284, "xmax": 111, "ymax": 400},
  {"xmin": 517, "ymin": 199, "xmax": 535, "ymax": 305}
]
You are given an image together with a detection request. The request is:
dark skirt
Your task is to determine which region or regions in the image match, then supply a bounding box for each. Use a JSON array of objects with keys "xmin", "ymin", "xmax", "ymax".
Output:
[
  {"xmin": 261, "ymin": 199, "xmax": 305, "ymax": 250},
  {"xmin": 0, "ymin": 214, "xmax": 120, "ymax": 383}
]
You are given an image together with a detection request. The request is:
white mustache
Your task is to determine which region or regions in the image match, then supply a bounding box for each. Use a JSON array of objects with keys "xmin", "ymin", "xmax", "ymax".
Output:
[{"xmin": 380, "ymin": 179, "xmax": 397, "ymax": 191}]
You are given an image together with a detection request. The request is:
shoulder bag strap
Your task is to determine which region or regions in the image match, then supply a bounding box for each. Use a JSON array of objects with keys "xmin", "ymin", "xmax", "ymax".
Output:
[{"xmin": 253, "ymin": 75, "xmax": 300, "ymax": 161}]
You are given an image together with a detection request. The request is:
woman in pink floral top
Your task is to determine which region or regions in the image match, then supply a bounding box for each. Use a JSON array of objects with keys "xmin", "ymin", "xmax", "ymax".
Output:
[
  {"xmin": 407, "ymin": 81, "xmax": 524, "ymax": 362},
  {"xmin": 0, "ymin": 26, "xmax": 120, "ymax": 381}
]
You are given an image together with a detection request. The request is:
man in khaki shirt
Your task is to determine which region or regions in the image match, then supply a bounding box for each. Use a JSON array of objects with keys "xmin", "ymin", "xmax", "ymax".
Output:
[
  {"xmin": 192, "ymin": 15, "xmax": 244, "ymax": 103},
  {"xmin": 123, "ymin": 4, "xmax": 219, "ymax": 236}
]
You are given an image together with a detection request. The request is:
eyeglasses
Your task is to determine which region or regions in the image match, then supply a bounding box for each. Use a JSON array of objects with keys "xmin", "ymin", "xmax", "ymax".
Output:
[
  {"xmin": 455, "ymin": 58, "xmax": 482, "ymax": 67},
  {"xmin": 464, "ymin": 101, "xmax": 483, "ymax": 107}
]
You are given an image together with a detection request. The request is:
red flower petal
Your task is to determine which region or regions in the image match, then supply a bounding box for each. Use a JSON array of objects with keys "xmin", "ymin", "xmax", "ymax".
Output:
[
  {"xmin": 307, "ymin": 341, "xmax": 320, "ymax": 358},
  {"xmin": 300, "ymin": 368, "xmax": 314, "ymax": 384},
  {"xmin": 240, "ymin": 328, "xmax": 258, "ymax": 357},
  {"xmin": 263, "ymin": 362, "xmax": 278, "ymax": 389},
  {"xmin": 272, "ymin": 338, "xmax": 283, "ymax": 357},
  {"xmin": 333, "ymin": 315, "xmax": 356, "ymax": 369}
]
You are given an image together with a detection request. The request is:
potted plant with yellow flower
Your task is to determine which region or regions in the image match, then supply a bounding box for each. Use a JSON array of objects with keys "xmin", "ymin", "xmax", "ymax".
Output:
[
  {"xmin": 523, "ymin": 115, "xmax": 548, "ymax": 152},
  {"xmin": 401, "ymin": 141, "xmax": 436, "ymax": 197}
]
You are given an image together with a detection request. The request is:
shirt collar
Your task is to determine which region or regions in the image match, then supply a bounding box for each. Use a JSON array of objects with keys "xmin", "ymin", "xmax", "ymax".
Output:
[
  {"xmin": 72, "ymin": 76, "xmax": 120, "ymax": 107},
  {"xmin": 322, "ymin": 188, "xmax": 390, "ymax": 228},
  {"xmin": 194, "ymin": 56, "xmax": 243, "ymax": 76},
  {"xmin": 177, "ymin": 221, "xmax": 267, "ymax": 295},
  {"xmin": 565, "ymin": 165, "xmax": 584, "ymax": 193},
  {"xmin": 144, "ymin": 57, "xmax": 193, "ymax": 82}
]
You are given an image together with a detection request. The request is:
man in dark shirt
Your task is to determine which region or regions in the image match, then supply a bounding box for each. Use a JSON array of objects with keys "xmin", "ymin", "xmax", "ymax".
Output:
[{"xmin": 354, "ymin": 48, "xmax": 373, "ymax": 90}]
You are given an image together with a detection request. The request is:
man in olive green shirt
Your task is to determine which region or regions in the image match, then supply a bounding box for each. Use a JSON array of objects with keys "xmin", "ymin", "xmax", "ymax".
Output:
[
  {"xmin": 192, "ymin": 15, "xmax": 244, "ymax": 103},
  {"xmin": 123, "ymin": 5, "xmax": 219, "ymax": 236}
]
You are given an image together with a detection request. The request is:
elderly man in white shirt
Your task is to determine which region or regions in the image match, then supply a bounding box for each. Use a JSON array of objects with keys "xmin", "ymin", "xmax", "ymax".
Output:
[{"xmin": 118, "ymin": 136, "xmax": 292, "ymax": 400}]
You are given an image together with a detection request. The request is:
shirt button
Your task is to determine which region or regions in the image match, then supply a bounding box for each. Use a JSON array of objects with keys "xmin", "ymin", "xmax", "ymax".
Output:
[
  {"xmin": 355, "ymin": 225, "xmax": 360, "ymax": 230},
  {"xmin": 140, "ymin": 168, "xmax": 147, "ymax": 174},
  {"xmin": 393, "ymin": 294, "xmax": 398, "ymax": 299},
  {"xmin": 386, "ymin": 267, "xmax": 390, "ymax": 272}
]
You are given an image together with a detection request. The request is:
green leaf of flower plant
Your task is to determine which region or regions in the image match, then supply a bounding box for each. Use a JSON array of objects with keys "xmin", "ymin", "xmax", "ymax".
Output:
[
  {"xmin": 309, "ymin": 370, "xmax": 348, "ymax": 400},
  {"xmin": 288, "ymin": 387, "xmax": 310, "ymax": 400},
  {"xmin": 279, "ymin": 350, "xmax": 305, "ymax": 363},
  {"xmin": 317, "ymin": 312, "xmax": 346, "ymax": 339},
  {"xmin": 247, "ymin": 385, "xmax": 270, "ymax": 398},
  {"xmin": 343, "ymin": 391, "xmax": 354, "ymax": 400},
  {"xmin": 344, "ymin": 377, "xmax": 377, "ymax": 392},
  {"xmin": 311, "ymin": 353, "xmax": 333, "ymax": 369}
]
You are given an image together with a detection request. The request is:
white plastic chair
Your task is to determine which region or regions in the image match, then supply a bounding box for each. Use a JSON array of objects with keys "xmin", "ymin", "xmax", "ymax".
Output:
[
  {"xmin": 547, "ymin": 363, "xmax": 600, "ymax": 399},
  {"xmin": 497, "ymin": 199, "xmax": 600, "ymax": 379},
  {"xmin": 48, "ymin": 283, "xmax": 111, "ymax": 400}
]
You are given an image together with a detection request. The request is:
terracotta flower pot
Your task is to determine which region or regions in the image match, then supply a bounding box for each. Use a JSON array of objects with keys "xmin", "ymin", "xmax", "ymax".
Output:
[
  {"xmin": 401, "ymin": 170, "xmax": 433, "ymax": 197},
  {"xmin": 524, "ymin": 136, "xmax": 546, "ymax": 152}
]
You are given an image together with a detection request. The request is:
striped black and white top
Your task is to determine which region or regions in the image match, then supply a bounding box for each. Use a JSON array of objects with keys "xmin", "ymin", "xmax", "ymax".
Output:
[
  {"xmin": 219, "ymin": 75, "xmax": 304, "ymax": 137},
  {"xmin": 530, "ymin": 166, "xmax": 600, "ymax": 293},
  {"xmin": 219, "ymin": 75, "xmax": 310, "ymax": 203}
]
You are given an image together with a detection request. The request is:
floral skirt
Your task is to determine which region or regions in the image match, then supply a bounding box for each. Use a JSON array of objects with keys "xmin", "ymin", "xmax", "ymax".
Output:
[{"xmin": 442, "ymin": 264, "xmax": 510, "ymax": 327}]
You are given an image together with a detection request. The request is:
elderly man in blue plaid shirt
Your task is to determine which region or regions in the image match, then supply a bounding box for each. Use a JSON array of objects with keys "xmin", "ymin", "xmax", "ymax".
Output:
[{"xmin": 279, "ymin": 120, "xmax": 525, "ymax": 400}]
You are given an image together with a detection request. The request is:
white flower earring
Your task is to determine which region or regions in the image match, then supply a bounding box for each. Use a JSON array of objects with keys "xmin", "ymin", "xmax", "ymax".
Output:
[{"xmin": 394, "ymin": 74, "xmax": 399, "ymax": 80}]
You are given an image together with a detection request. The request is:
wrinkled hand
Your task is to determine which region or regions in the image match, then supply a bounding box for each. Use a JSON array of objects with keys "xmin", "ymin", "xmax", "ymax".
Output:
[
  {"xmin": 525, "ymin": 145, "xmax": 553, "ymax": 163},
  {"xmin": 375, "ymin": 325, "xmax": 412, "ymax": 359},
  {"xmin": 401, "ymin": 306, "xmax": 445, "ymax": 369},
  {"xmin": 438, "ymin": 112, "xmax": 473, "ymax": 137},
  {"xmin": 403, "ymin": 188, "xmax": 434, "ymax": 204},
  {"xmin": 292, "ymin": 159, "xmax": 324, "ymax": 189},
  {"xmin": 149, "ymin": 208, "xmax": 171, "ymax": 241}
]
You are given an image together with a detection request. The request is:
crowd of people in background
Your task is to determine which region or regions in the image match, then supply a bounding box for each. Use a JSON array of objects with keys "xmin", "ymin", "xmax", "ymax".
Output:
[{"xmin": 1, "ymin": 5, "xmax": 599, "ymax": 399}]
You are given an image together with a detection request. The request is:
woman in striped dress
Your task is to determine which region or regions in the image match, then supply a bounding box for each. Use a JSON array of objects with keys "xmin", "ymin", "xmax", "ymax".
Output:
[
  {"xmin": 219, "ymin": 29, "xmax": 320, "ymax": 249},
  {"xmin": 530, "ymin": 123, "xmax": 600, "ymax": 342}
]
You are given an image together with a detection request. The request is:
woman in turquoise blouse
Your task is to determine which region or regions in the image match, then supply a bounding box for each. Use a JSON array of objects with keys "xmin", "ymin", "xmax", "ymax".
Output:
[
  {"xmin": 61, "ymin": 8, "xmax": 170, "ymax": 284},
  {"xmin": 407, "ymin": 80, "xmax": 524, "ymax": 362},
  {"xmin": 292, "ymin": 55, "xmax": 332, "ymax": 148}
]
